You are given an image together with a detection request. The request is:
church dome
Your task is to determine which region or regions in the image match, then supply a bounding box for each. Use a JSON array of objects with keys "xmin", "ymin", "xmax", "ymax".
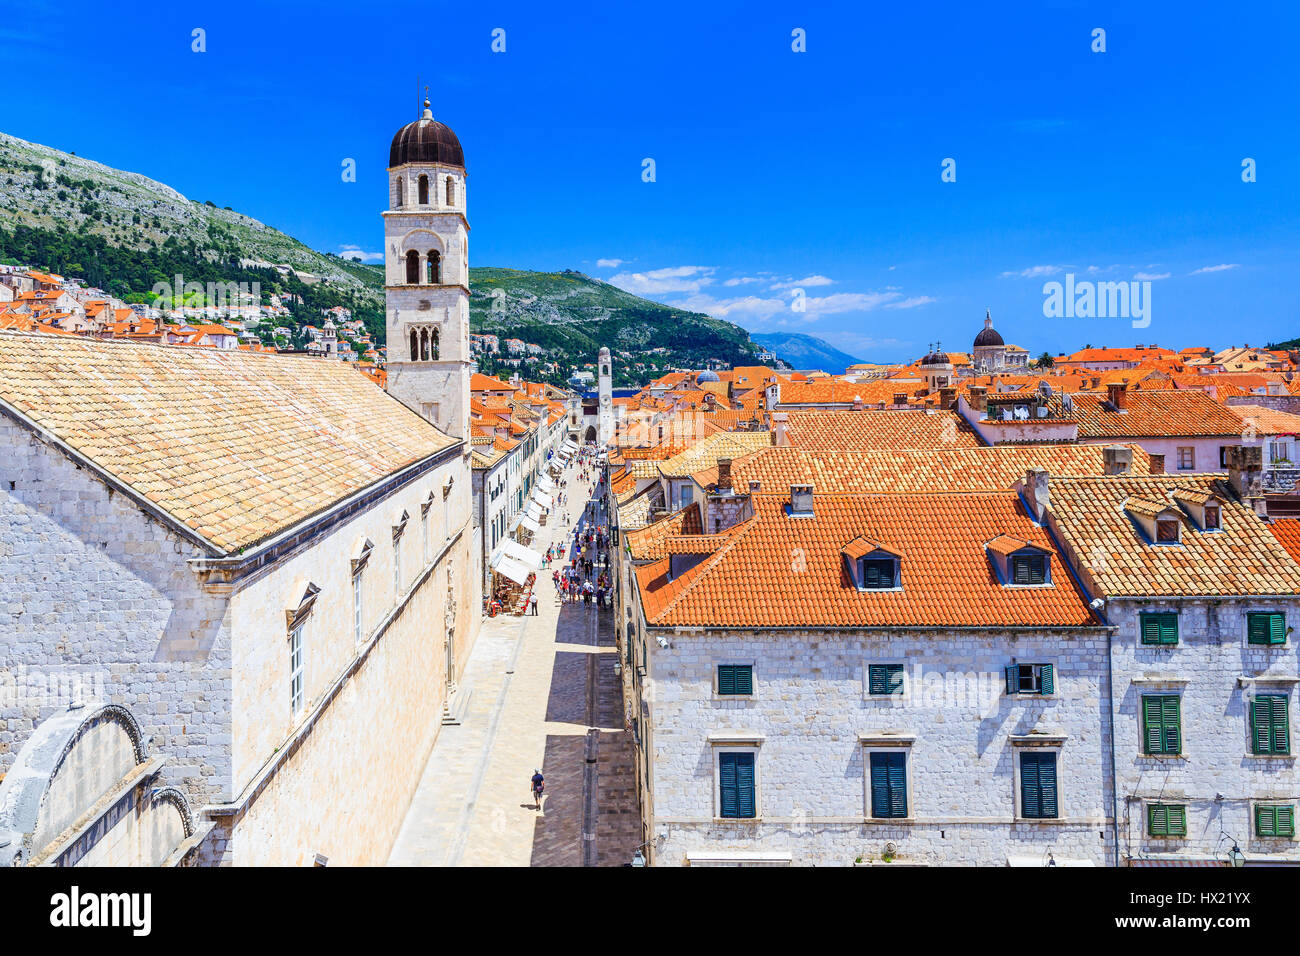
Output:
[
  {"xmin": 389, "ymin": 100, "xmax": 465, "ymax": 168},
  {"xmin": 974, "ymin": 309, "xmax": 1004, "ymax": 347},
  {"xmin": 919, "ymin": 344, "xmax": 950, "ymax": 366},
  {"xmin": 697, "ymin": 370, "xmax": 721, "ymax": 383}
]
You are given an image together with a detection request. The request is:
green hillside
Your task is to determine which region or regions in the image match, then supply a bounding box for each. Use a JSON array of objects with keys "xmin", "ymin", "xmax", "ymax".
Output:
[{"xmin": 0, "ymin": 131, "xmax": 762, "ymax": 384}]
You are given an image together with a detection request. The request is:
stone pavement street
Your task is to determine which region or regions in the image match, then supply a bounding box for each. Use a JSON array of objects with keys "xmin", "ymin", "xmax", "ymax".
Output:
[{"xmin": 388, "ymin": 455, "xmax": 641, "ymax": 867}]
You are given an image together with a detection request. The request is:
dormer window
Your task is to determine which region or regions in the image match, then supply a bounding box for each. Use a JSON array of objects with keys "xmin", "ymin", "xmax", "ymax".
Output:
[
  {"xmin": 986, "ymin": 536, "xmax": 1051, "ymax": 587},
  {"xmin": 842, "ymin": 536, "xmax": 901, "ymax": 591},
  {"xmin": 1156, "ymin": 518, "xmax": 1180, "ymax": 543},
  {"xmin": 1125, "ymin": 496, "xmax": 1184, "ymax": 545},
  {"xmin": 1203, "ymin": 505, "xmax": 1220, "ymax": 530}
]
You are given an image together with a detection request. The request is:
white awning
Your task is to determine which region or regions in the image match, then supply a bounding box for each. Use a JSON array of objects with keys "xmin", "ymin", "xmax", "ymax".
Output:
[
  {"xmin": 491, "ymin": 540, "xmax": 543, "ymax": 571},
  {"xmin": 525, "ymin": 502, "xmax": 544, "ymax": 522},
  {"xmin": 561, "ymin": 440, "xmax": 578, "ymax": 454},
  {"xmin": 529, "ymin": 488, "xmax": 552, "ymax": 509},
  {"xmin": 537, "ymin": 475, "xmax": 558, "ymax": 494},
  {"xmin": 1007, "ymin": 855, "xmax": 1094, "ymax": 867},
  {"xmin": 493, "ymin": 555, "xmax": 533, "ymax": 586},
  {"xmin": 516, "ymin": 513, "xmax": 541, "ymax": 535}
]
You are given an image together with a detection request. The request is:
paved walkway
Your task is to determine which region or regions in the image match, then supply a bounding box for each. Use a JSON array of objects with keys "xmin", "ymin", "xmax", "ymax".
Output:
[{"xmin": 388, "ymin": 454, "xmax": 641, "ymax": 867}]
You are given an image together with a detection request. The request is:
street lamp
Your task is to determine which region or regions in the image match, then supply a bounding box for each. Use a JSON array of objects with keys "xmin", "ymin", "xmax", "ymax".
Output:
[
  {"xmin": 1228, "ymin": 843, "xmax": 1246, "ymax": 868},
  {"xmin": 631, "ymin": 849, "xmax": 645, "ymax": 867}
]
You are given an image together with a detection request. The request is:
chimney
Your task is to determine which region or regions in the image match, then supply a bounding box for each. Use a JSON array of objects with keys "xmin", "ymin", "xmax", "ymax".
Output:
[
  {"xmin": 892, "ymin": 392, "xmax": 908, "ymax": 407},
  {"xmin": 1023, "ymin": 468, "xmax": 1051, "ymax": 522},
  {"xmin": 1225, "ymin": 445, "xmax": 1265, "ymax": 514},
  {"xmin": 1106, "ymin": 382, "xmax": 1129, "ymax": 411},
  {"xmin": 939, "ymin": 387, "xmax": 957, "ymax": 410},
  {"xmin": 790, "ymin": 483, "xmax": 814, "ymax": 516},
  {"xmin": 853, "ymin": 394, "xmax": 864, "ymax": 411},
  {"xmin": 749, "ymin": 480, "xmax": 761, "ymax": 493},
  {"xmin": 1102, "ymin": 445, "xmax": 1133, "ymax": 475},
  {"xmin": 1148, "ymin": 453, "xmax": 1165, "ymax": 475},
  {"xmin": 773, "ymin": 412, "xmax": 790, "ymax": 447},
  {"xmin": 1091, "ymin": 376, "xmax": 1101, "ymax": 390},
  {"xmin": 968, "ymin": 386, "xmax": 988, "ymax": 413},
  {"xmin": 717, "ymin": 458, "xmax": 732, "ymax": 492}
]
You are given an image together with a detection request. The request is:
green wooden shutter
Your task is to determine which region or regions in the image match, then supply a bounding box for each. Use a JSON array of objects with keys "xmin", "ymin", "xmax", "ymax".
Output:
[
  {"xmin": 1162, "ymin": 695, "xmax": 1181, "ymax": 754},
  {"xmin": 1160, "ymin": 614, "xmax": 1178, "ymax": 645},
  {"xmin": 1148, "ymin": 803, "xmax": 1168, "ymax": 836},
  {"xmin": 718, "ymin": 665, "xmax": 735, "ymax": 696},
  {"xmin": 1141, "ymin": 614, "xmax": 1161, "ymax": 645},
  {"xmin": 869, "ymin": 665, "xmax": 885, "ymax": 695},
  {"xmin": 1251, "ymin": 695, "xmax": 1289, "ymax": 755},
  {"xmin": 1167, "ymin": 805, "xmax": 1186, "ymax": 836},
  {"xmin": 1271, "ymin": 613, "xmax": 1286, "ymax": 645},
  {"xmin": 1142, "ymin": 613, "xmax": 1179, "ymax": 645},
  {"xmin": 735, "ymin": 753, "xmax": 755, "ymax": 818},
  {"xmin": 1020, "ymin": 752, "xmax": 1057, "ymax": 819},
  {"xmin": 1038, "ymin": 754, "xmax": 1058, "ymax": 817},
  {"xmin": 1040, "ymin": 664, "xmax": 1055, "ymax": 696},
  {"xmin": 1248, "ymin": 612, "xmax": 1284, "ymax": 645},
  {"xmin": 735, "ymin": 665, "xmax": 753, "ymax": 696},
  {"xmin": 719, "ymin": 753, "xmax": 738, "ymax": 817},
  {"xmin": 1027, "ymin": 556, "xmax": 1046, "ymax": 584},
  {"xmin": 1142, "ymin": 696, "xmax": 1164, "ymax": 754},
  {"xmin": 869, "ymin": 754, "xmax": 890, "ymax": 817},
  {"xmin": 887, "ymin": 753, "xmax": 907, "ymax": 817},
  {"xmin": 1278, "ymin": 806, "xmax": 1296, "ymax": 837},
  {"xmin": 1006, "ymin": 665, "xmax": 1018, "ymax": 695}
]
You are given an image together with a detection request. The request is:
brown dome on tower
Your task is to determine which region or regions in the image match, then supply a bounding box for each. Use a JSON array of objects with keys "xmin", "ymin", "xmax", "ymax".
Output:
[
  {"xmin": 389, "ymin": 100, "xmax": 465, "ymax": 169},
  {"xmin": 974, "ymin": 309, "xmax": 1004, "ymax": 347}
]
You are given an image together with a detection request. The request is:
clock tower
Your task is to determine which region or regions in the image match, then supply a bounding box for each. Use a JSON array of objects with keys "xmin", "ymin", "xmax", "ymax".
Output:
[
  {"xmin": 383, "ymin": 99, "xmax": 472, "ymax": 442},
  {"xmin": 597, "ymin": 346, "xmax": 613, "ymax": 447}
]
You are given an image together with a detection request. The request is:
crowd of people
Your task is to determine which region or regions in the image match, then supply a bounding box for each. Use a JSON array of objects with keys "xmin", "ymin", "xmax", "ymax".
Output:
[{"xmin": 549, "ymin": 444, "xmax": 613, "ymax": 610}]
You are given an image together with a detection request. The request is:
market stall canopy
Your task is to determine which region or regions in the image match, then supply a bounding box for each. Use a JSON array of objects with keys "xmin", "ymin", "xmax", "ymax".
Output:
[
  {"xmin": 537, "ymin": 475, "xmax": 558, "ymax": 494},
  {"xmin": 516, "ymin": 513, "xmax": 541, "ymax": 535},
  {"xmin": 492, "ymin": 539, "xmax": 543, "ymax": 571},
  {"xmin": 525, "ymin": 502, "xmax": 544, "ymax": 522},
  {"xmin": 493, "ymin": 555, "xmax": 533, "ymax": 586},
  {"xmin": 530, "ymin": 488, "xmax": 552, "ymax": 509}
]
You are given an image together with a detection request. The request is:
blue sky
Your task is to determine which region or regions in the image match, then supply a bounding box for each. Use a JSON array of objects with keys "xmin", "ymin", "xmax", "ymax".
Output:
[{"xmin": 4, "ymin": 0, "xmax": 1298, "ymax": 362}]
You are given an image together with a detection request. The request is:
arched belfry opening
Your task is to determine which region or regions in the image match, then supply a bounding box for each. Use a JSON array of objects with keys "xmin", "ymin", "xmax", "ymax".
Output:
[
  {"xmin": 405, "ymin": 250, "xmax": 420, "ymax": 284},
  {"xmin": 427, "ymin": 250, "xmax": 441, "ymax": 285},
  {"xmin": 418, "ymin": 175, "xmax": 429, "ymax": 205},
  {"xmin": 445, "ymin": 176, "xmax": 455, "ymax": 207},
  {"xmin": 396, "ymin": 178, "xmax": 404, "ymax": 207}
]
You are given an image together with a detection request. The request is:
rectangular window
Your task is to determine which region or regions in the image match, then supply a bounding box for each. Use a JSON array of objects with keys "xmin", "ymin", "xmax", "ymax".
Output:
[
  {"xmin": 1256, "ymin": 805, "xmax": 1296, "ymax": 838},
  {"xmin": 1147, "ymin": 803, "xmax": 1187, "ymax": 837},
  {"xmin": 1142, "ymin": 694, "xmax": 1182, "ymax": 755},
  {"xmin": 1251, "ymin": 694, "xmax": 1291, "ymax": 755},
  {"xmin": 718, "ymin": 752, "xmax": 756, "ymax": 819},
  {"xmin": 1156, "ymin": 518, "xmax": 1180, "ymax": 542},
  {"xmin": 1005, "ymin": 663, "xmax": 1054, "ymax": 695},
  {"xmin": 1248, "ymin": 612, "xmax": 1286, "ymax": 645},
  {"xmin": 1011, "ymin": 554, "xmax": 1046, "ymax": 585},
  {"xmin": 869, "ymin": 752, "xmax": 908, "ymax": 819},
  {"xmin": 1203, "ymin": 505, "xmax": 1220, "ymax": 530},
  {"xmin": 289, "ymin": 624, "xmax": 304, "ymax": 715},
  {"xmin": 1019, "ymin": 751, "xmax": 1058, "ymax": 819},
  {"xmin": 1140, "ymin": 612, "xmax": 1179, "ymax": 646},
  {"xmin": 861, "ymin": 558, "xmax": 896, "ymax": 589},
  {"xmin": 717, "ymin": 664, "xmax": 753, "ymax": 696},
  {"xmin": 868, "ymin": 663, "xmax": 905, "ymax": 696},
  {"xmin": 353, "ymin": 572, "xmax": 363, "ymax": 644},
  {"xmin": 1177, "ymin": 446, "xmax": 1195, "ymax": 470}
]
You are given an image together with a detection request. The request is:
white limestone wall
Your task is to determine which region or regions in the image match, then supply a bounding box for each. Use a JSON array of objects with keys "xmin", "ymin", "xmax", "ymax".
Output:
[
  {"xmin": 222, "ymin": 452, "xmax": 478, "ymax": 865},
  {"xmin": 1108, "ymin": 597, "xmax": 1300, "ymax": 863},
  {"xmin": 645, "ymin": 628, "xmax": 1115, "ymax": 866},
  {"xmin": 0, "ymin": 417, "xmax": 233, "ymax": 804}
]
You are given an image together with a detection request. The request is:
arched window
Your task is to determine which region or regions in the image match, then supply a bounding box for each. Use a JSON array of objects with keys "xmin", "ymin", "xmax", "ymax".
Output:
[
  {"xmin": 445, "ymin": 176, "xmax": 455, "ymax": 206},
  {"xmin": 418, "ymin": 175, "xmax": 429, "ymax": 205},
  {"xmin": 427, "ymin": 250, "xmax": 441, "ymax": 284},
  {"xmin": 396, "ymin": 178, "xmax": 404, "ymax": 207},
  {"xmin": 409, "ymin": 329, "xmax": 419, "ymax": 361},
  {"xmin": 431, "ymin": 327, "xmax": 439, "ymax": 359},
  {"xmin": 420, "ymin": 328, "xmax": 430, "ymax": 362},
  {"xmin": 405, "ymin": 250, "xmax": 419, "ymax": 284}
]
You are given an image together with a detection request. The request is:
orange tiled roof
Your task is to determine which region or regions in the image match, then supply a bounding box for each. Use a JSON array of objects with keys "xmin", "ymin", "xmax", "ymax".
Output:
[
  {"xmin": 625, "ymin": 503, "xmax": 706, "ymax": 560},
  {"xmin": 1268, "ymin": 519, "xmax": 1300, "ymax": 564},
  {"xmin": 636, "ymin": 492, "xmax": 1096, "ymax": 628},
  {"xmin": 782, "ymin": 409, "xmax": 983, "ymax": 450},
  {"xmin": 1047, "ymin": 475, "xmax": 1300, "ymax": 596},
  {"xmin": 722, "ymin": 444, "xmax": 1155, "ymax": 495},
  {"xmin": 1226, "ymin": 405, "xmax": 1300, "ymax": 435},
  {"xmin": 1068, "ymin": 390, "xmax": 1245, "ymax": 438},
  {"xmin": 0, "ymin": 331, "xmax": 456, "ymax": 554}
]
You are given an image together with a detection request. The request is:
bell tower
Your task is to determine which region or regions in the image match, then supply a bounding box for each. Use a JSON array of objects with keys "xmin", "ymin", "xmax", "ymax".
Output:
[
  {"xmin": 597, "ymin": 346, "xmax": 613, "ymax": 446},
  {"xmin": 383, "ymin": 98, "xmax": 471, "ymax": 442}
]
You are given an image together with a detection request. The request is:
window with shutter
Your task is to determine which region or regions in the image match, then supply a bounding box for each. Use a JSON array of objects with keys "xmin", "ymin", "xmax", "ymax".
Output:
[
  {"xmin": 868, "ymin": 664, "xmax": 905, "ymax": 696},
  {"xmin": 861, "ymin": 558, "xmax": 895, "ymax": 589},
  {"xmin": 1142, "ymin": 694, "xmax": 1182, "ymax": 755},
  {"xmin": 1011, "ymin": 554, "xmax": 1046, "ymax": 585},
  {"xmin": 1140, "ymin": 612, "xmax": 1179, "ymax": 645},
  {"xmin": 1256, "ymin": 804, "xmax": 1296, "ymax": 838},
  {"xmin": 1006, "ymin": 663, "xmax": 1054, "ymax": 695},
  {"xmin": 718, "ymin": 752, "xmax": 756, "ymax": 818},
  {"xmin": 1019, "ymin": 751, "xmax": 1058, "ymax": 819},
  {"xmin": 1248, "ymin": 612, "xmax": 1286, "ymax": 645},
  {"xmin": 717, "ymin": 664, "xmax": 753, "ymax": 696},
  {"xmin": 1148, "ymin": 803, "xmax": 1187, "ymax": 837},
  {"xmin": 869, "ymin": 752, "xmax": 908, "ymax": 818},
  {"xmin": 1251, "ymin": 694, "xmax": 1290, "ymax": 755}
]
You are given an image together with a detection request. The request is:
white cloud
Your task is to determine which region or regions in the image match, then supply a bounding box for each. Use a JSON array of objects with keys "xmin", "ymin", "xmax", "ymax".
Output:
[
  {"xmin": 1133, "ymin": 272, "xmax": 1170, "ymax": 280},
  {"xmin": 884, "ymin": 295, "xmax": 937, "ymax": 309},
  {"xmin": 1000, "ymin": 265, "xmax": 1062, "ymax": 279},
  {"xmin": 608, "ymin": 265, "xmax": 716, "ymax": 296},
  {"xmin": 768, "ymin": 275, "xmax": 834, "ymax": 292},
  {"xmin": 1189, "ymin": 263, "xmax": 1240, "ymax": 275},
  {"xmin": 722, "ymin": 276, "xmax": 762, "ymax": 287},
  {"xmin": 337, "ymin": 245, "xmax": 383, "ymax": 263},
  {"xmin": 670, "ymin": 289, "xmax": 912, "ymax": 325},
  {"xmin": 595, "ymin": 258, "xmax": 624, "ymax": 269}
]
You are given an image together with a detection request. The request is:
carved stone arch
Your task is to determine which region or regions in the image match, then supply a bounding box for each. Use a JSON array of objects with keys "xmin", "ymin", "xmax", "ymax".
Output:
[{"xmin": 400, "ymin": 229, "xmax": 445, "ymax": 257}]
